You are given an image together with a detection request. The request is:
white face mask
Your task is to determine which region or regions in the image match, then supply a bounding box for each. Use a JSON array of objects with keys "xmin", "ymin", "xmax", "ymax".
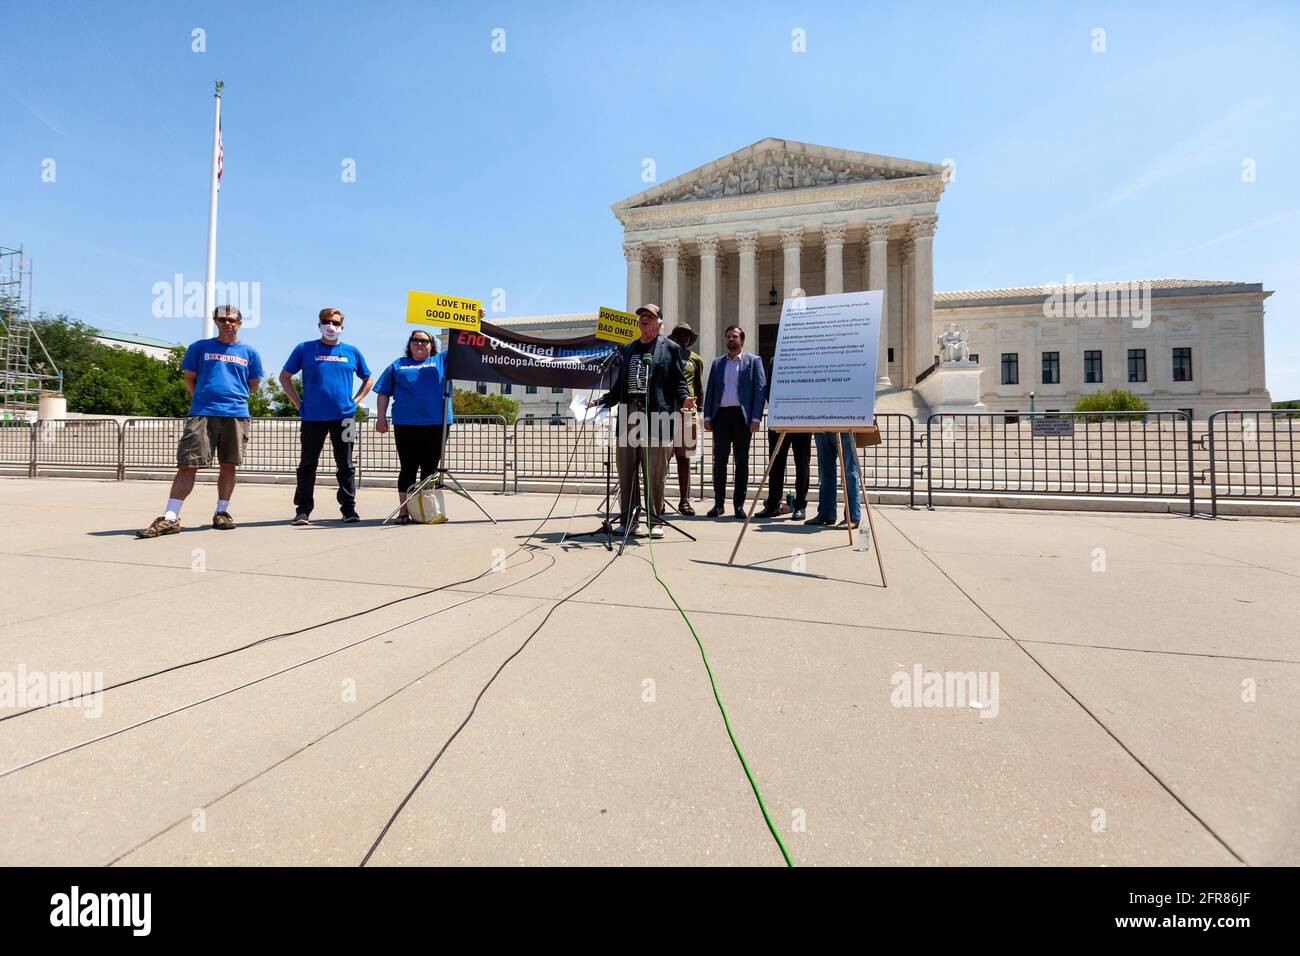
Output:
[{"xmin": 319, "ymin": 323, "xmax": 341, "ymax": 341}]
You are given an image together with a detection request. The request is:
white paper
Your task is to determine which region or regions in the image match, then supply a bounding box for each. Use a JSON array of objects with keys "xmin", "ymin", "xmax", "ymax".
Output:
[{"xmin": 569, "ymin": 394, "xmax": 609, "ymax": 423}]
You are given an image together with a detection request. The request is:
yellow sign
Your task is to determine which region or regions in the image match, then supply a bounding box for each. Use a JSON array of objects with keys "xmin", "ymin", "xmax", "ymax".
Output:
[
  {"xmin": 406, "ymin": 291, "xmax": 482, "ymax": 331},
  {"xmin": 596, "ymin": 306, "xmax": 638, "ymax": 344}
]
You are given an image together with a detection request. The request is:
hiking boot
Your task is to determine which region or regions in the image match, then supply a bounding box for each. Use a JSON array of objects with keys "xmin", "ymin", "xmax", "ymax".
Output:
[
  {"xmin": 136, "ymin": 516, "xmax": 180, "ymax": 539},
  {"xmin": 292, "ymin": 513, "xmax": 311, "ymax": 526},
  {"xmin": 212, "ymin": 511, "xmax": 236, "ymax": 530},
  {"xmin": 341, "ymin": 510, "xmax": 360, "ymax": 523}
]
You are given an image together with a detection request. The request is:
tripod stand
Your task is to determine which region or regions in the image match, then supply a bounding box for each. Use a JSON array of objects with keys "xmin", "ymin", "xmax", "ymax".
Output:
[{"xmin": 381, "ymin": 381, "xmax": 497, "ymax": 525}]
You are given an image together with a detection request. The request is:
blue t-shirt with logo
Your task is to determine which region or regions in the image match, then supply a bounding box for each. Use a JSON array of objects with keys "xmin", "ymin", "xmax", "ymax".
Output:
[
  {"xmin": 374, "ymin": 353, "xmax": 454, "ymax": 426},
  {"xmin": 282, "ymin": 340, "xmax": 372, "ymax": 421},
  {"xmin": 181, "ymin": 338, "xmax": 265, "ymax": 417}
]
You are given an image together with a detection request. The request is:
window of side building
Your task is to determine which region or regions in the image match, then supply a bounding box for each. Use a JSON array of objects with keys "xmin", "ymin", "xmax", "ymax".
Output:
[
  {"xmin": 1172, "ymin": 347, "xmax": 1193, "ymax": 382},
  {"xmin": 1128, "ymin": 348, "xmax": 1147, "ymax": 383},
  {"xmin": 1001, "ymin": 353, "xmax": 1019, "ymax": 385},
  {"xmin": 1084, "ymin": 350, "xmax": 1103, "ymax": 384},
  {"xmin": 1041, "ymin": 352, "xmax": 1060, "ymax": 385}
]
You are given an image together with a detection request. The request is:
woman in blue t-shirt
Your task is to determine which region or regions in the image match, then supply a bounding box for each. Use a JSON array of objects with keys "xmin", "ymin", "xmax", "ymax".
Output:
[{"xmin": 374, "ymin": 329, "xmax": 454, "ymax": 523}]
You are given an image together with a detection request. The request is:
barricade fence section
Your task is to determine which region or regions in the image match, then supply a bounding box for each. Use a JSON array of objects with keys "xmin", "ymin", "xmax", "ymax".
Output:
[
  {"xmin": 32, "ymin": 419, "xmax": 124, "ymax": 478},
  {"xmin": 925, "ymin": 411, "xmax": 1196, "ymax": 514},
  {"xmin": 7, "ymin": 413, "xmax": 1300, "ymax": 518},
  {"xmin": 1208, "ymin": 410, "xmax": 1300, "ymax": 517},
  {"xmin": 512, "ymin": 412, "xmax": 916, "ymax": 508},
  {"xmin": 0, "ymin": 419, "xmax": 34, "ymax": 476},
  {"xmin": 359, "ymin": 417, "xmax": 508, "ymax": 492}
]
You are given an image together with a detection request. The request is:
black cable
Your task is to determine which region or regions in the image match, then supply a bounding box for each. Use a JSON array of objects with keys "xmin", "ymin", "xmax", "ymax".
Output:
[
  {"xmin": 2, "ymin": 402, "xmax": 604, "ymax": 724},
  {"xmin": 0, "ymin": 551, "xmax": 560, "ymax": 779},
  {"xmin": 360, "ymin": 553, "xmax": 618, "ymax": 866}
]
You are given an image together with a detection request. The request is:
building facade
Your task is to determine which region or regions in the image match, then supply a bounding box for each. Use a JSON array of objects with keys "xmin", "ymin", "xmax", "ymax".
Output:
[{"xmin": 474, "ymin": 139, "xmax": 1271, "ymax": 420}]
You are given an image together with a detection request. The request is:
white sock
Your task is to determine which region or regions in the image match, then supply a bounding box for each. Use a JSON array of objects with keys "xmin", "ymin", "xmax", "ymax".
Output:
[
  {"xmin": 165, "ymin": 498, "xmax": 183, "ymax": 522},
  {"xmin": 216, "ymin": 499, "xmax": 230, "ymax": 514}
]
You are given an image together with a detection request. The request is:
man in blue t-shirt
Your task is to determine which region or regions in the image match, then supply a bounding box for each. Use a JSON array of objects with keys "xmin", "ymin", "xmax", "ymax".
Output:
[
  {"xmin": 279, "ymin": 307, "xmax": 374, "ymax": 524},
  {"xmin": 137, "ymin": 304, "xmax": 265, "ymax": 538}
]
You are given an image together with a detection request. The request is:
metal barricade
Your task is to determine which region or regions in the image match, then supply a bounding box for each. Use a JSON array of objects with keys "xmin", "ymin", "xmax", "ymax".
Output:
[
  {"xmin": 1207, "ymin": 409, "xmax": 1300, "ymax": 517},
  {"xmin": 31, "ymin": 419, "xmax": 123, "ymax": 477},
  {"xmin": 0, "ymin": 418, "xmax": 34, "ymax": 477},
  {"xmin": 925, "ymin": 411, "xmax": 1195, "ymax": 514},
  {"xmin": 362, "ymin": 416, "xmax": 507, "ymax": 492}
]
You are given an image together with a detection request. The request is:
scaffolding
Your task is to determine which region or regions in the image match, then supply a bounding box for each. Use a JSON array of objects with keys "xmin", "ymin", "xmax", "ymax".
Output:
[{"xmin": 0, "ymin": 245, "xmax": 61, "ymax": 416}]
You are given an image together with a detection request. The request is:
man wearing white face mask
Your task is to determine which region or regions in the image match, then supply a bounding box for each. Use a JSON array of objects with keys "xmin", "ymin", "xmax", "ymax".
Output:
[{"xmin": 280, "ymin": 307, "xmax": 375, "ymax": 524}]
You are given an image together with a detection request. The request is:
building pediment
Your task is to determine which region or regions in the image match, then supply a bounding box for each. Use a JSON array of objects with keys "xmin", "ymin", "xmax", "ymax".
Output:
[{"xmin": 613, "ymin": 138, "xmax": 946, "ymax": 216}]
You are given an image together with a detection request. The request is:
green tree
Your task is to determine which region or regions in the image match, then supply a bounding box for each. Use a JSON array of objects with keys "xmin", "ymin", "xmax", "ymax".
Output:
[
  {"xmin": 452, "ymin": 388, "xmax": 520, "ymax": 422},
  {"xmin": 66, "ymin": 366, "xmax": 140, "ymax": 415},
  {"xmin": 1073, "ymin": 389, "xmax": 1151, "ymax": 421}
]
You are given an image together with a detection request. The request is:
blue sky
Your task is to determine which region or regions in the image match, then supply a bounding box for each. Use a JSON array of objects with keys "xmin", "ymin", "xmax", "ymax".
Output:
[{"xmin": 3, "ymin": 0, "xmax": 1298, "ymax": 398}]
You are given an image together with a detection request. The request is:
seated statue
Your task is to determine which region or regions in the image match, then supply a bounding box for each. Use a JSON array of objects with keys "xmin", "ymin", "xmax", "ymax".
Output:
[{"xmin": 937, "ymin": 324, "xmax": 970, "ymax": 363}]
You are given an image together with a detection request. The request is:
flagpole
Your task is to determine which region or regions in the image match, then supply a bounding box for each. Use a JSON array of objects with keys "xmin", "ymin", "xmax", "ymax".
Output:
[{"xmin": 202, "ymin": 80, "xmax": 223, "ymax": 340}]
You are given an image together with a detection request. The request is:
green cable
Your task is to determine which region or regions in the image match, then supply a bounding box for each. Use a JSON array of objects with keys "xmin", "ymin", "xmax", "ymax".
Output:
[{"xmin": 640, "ymin": 443, "xmax": 795, "ymax": 867}]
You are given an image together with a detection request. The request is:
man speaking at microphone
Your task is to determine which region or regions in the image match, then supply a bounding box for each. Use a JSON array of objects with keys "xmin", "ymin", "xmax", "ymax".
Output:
[{"xmin": 596, "ymin": 304, "xmax": 693, "ymax": 538}]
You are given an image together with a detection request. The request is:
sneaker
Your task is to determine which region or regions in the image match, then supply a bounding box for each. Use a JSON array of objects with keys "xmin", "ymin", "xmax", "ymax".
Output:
[
  {"xmin": 341, "ymin": 511, "xmax": 360, "ymax": 523},
  {"xmin": 136, "ymin": 516, "xmax": 180, "ymax": 539},
  {"xmin": 292, "ymin": 513, "xmax": 311, "ymax": 526},
  {"xmin": 791, "ymin": 509, "xmax": 806, "ymax": 521},
  {"xmin": 706, "ymin": 504, "xmax": 725, "ymax": 517},
  {"xmin": 212, "ymin": 512, "xmax": 236, "ymax": 530},
  {"xmin": 648, "ymin": 525, "xmax": 665, "ymax": 539}
]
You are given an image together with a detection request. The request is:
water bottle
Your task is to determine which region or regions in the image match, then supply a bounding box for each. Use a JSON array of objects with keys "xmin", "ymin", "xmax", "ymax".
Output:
[{"xmin": 853, "ymin": 513, "xmax": 870, "ymax": 551}]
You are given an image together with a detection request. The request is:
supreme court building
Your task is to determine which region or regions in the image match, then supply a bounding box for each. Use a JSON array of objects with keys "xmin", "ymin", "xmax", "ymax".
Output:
[{"xmin": 488, "ymin": 139, "xmax": 1271, "ymax": 420}]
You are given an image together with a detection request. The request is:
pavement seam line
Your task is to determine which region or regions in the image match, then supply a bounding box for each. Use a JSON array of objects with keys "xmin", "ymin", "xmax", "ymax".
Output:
[
  {"xmin": 105, "ymin": 599, "xmax": 551, "ymax": 867},
  {"xmin": 877, "ymin": 507, "xmax": 1249, "ymax": 865}
]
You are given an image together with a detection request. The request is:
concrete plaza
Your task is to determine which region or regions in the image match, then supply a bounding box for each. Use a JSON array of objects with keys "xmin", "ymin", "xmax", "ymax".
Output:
[{"xmin": 0, "ymin": 476, "xmax": 1295, "ymax": 866}]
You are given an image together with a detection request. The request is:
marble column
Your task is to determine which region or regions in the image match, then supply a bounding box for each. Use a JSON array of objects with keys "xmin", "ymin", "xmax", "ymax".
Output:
[
  {"xmin": 697, "ymin": 235, "xmax": 720, "ymax": 364},
  {"xmin": 660, "ymin": 238, "xmax": 680, "ymax": 323},
  {"xmin": 899, "ymin": 239, "xmax": 913, "ymax": 386},
  {"xmin": 864, "ymin": 221, "xmax": 891, "ymax": 386},
  {"xmin": 623, "ymin": 241, "xmax": 643, "ymax": 312},
  {"xmin": 780, "ymin": 226, "xmax": 804, "ymax": 300},
  {"xmin": 822, "ymin": 222, "xmax": 847, "ymax": 294},
  {"xmin": 736, "ymin": 230, "xmax": 760, "ymax": 350},
  {"xmin": 908, "ymin": 215, "xmax": 937, "ymax": 383}
]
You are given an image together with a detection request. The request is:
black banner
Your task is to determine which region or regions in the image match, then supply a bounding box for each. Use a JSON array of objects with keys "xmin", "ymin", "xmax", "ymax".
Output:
[{"xmin": 445, "ymin": 320, "xmax": 617, "ymax": 389}]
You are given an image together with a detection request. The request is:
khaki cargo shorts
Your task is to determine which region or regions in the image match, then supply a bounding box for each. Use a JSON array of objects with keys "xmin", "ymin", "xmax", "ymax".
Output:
[{"xmin": 177, "ymin": 416, "xmax": 251, "ymax": 467}]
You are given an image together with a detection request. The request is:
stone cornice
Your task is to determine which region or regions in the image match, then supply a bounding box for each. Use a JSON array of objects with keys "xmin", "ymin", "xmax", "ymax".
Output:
[{"xmin": 616, "ymin": 174, "xmax": 946, "ymax": 231}]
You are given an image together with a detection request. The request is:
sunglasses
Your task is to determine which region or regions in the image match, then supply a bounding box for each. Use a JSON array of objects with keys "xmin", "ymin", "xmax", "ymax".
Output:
[
  {"xmin": 409, "ymin": 338, "xmax": 432, "ymax": 346},
  {"xmin": 216, "ymin": 316, "xmax": 241, "ymax": 324},
  {"xmin": 320, "ymin": 318, "xmax": 342, "ymax": 327}
]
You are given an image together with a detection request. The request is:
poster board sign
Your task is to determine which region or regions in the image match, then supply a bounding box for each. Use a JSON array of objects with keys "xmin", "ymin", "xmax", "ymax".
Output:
[
  {"xmin": 1032, "ymin": 417, "xmax": 1075, "ymax": 438},
  {"xmin": 766, "ymin": 290, "xmax": 882, "ymax": 430},
  {"xmin": 446, "ymin": 320, "xmax": 618, "ymax": 389},
  {"xmin": 595, "ymin": 306, "xmax": 638, "ymax": 344},
  {"xmin": 406, "ymin": 291, "xmax": 482, "ymax": 332}
]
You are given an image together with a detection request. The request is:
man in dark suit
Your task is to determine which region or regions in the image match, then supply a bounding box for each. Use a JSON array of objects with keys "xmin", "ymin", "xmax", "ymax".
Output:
[
  {"xmin": 702, "ymin": 324, "xmax": 767, "ymax": 518},
  {"xmin": 597, "ymin": 304, "xmax": 693, "ymax": 537}
]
